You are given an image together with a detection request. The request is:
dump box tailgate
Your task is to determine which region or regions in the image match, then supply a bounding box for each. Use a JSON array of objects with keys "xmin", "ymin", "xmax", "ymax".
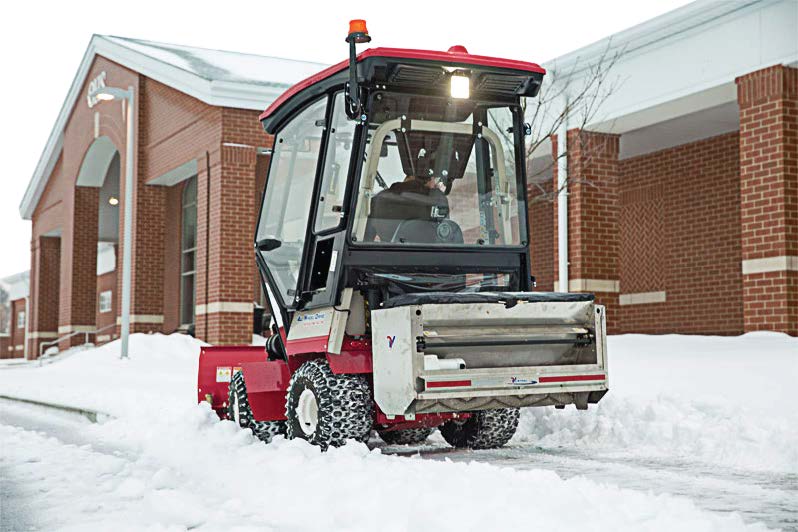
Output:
[{"xmin": 371, "ymin": 292, "xmax": 608, "ymax": 416}]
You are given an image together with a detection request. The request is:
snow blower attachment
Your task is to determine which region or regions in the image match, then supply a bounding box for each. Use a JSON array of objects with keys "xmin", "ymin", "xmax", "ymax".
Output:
[{"xmin": 197, "ymin": 21, "xmax": 609, "ymax": 450}]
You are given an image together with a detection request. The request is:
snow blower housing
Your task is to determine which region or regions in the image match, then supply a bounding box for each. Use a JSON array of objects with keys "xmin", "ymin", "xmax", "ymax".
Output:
[{"xmin": 197, "ymin": 22, "xmax": 608, "ymax": 450}]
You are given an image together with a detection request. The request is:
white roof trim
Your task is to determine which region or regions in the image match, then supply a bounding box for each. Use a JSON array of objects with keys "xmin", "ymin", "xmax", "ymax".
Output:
[
  {"xmin": 19, "ymin": 35, "xmax": 315, "ymax": 220},
  {"xmin": 544, "ymin": 0, "xmax": 766, "ymax": 75}
]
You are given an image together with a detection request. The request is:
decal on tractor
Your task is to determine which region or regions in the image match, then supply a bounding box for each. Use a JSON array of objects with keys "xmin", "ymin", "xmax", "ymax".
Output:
[
  {"xmin": 197, "ymin": 19, "xmax": 609, "ymax": 452},
  {"xmin": 215, "ymin": 366, "xmax": 232, "ymax": 383},
  {"xmin": 509, "ymin": 377, "xmax": 538, "ymax": 386}
]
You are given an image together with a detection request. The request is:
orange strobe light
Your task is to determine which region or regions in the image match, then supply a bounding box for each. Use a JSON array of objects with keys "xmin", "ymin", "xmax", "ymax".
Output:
[{"xmin": 347, "ymin": 19, "xmax": 371, "ymax": 43}]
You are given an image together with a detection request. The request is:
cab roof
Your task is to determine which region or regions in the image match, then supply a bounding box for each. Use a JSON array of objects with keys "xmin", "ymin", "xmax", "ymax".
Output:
[{"xmin": 259, "ymin": 47, "xmax": 546, "ymax": 132}]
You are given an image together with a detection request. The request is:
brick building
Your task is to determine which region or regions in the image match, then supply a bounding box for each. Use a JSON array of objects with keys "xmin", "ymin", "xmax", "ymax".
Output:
[
  {"xmin": 0, "ymin": 271, "xmax": 29, "ymax": 358},
  {"xmin": 18, "ymin": 35, "xmax": 324, "ymax": 357},
  {"xmin": 527, "ymin": 0, "xmax": 797, "ymax": 336},
  {"xmin": 17, "ymin": 2, "xmax": 798, "ymax": 359}
]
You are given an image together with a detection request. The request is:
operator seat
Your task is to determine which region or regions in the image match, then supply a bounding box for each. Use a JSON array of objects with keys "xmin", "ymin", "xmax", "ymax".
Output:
[{"xmin": 364, "ymin": 179, "xmax": 449, "ymax": 243}]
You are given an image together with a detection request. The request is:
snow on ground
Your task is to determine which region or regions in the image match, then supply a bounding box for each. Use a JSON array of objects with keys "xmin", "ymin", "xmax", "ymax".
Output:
[
  {"xmin": 517, "ymin": 333, "xmax": 798, "ymax": 475},
  {"xmin": 1, "ymin": 332, "xmax": 796, "ymax": 531}
]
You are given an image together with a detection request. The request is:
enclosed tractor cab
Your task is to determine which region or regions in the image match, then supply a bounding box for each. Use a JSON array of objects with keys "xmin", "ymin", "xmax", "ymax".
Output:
[{"xmin": 198, "ymin": 21, "xmax": 609, "ymax": 450}]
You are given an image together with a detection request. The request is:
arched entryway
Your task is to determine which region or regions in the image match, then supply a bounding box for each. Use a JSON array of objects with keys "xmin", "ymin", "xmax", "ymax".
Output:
[{"xmin": 59, "ymin": 136, "xmax": 120, "ymax": 348}]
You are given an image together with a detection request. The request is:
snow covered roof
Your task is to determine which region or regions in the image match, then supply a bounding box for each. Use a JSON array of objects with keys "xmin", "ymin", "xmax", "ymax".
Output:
[
  {"xmin": 0, "ymin": 271, "xmax": 30, "ymax": 301},
  {"xmin": 19, "ymin": 35, "xmax": 328, "ymax": 220}
]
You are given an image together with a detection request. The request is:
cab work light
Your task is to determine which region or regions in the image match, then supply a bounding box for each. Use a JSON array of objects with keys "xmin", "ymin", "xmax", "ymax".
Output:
[{"xmin": 450, "ymin": 73, "xmax": 470, "ymax": 99}]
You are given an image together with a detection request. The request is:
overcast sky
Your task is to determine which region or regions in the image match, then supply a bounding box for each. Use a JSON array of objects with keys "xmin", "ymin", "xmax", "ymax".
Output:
[{"xmin": 0, "ymin": 0, "xmax": 691, "ymax": 279}]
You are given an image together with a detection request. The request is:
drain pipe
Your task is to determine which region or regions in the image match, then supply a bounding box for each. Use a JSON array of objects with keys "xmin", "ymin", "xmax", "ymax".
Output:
[
  {"xmin": 557, "ymin": 95, "xmax": 569, "ymax": 293},
  {"xmin": 23, "ymin": 293, "xmax": 30, "ymax": 359}
]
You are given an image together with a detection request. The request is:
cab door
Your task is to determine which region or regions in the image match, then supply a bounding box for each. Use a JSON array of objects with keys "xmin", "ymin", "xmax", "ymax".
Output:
[
  {"xmin": 255, "ymin": 97, "xmax": 328, "ymax": 312},
  {"xmin": 303, "ymin": 91, "xmax": 356, "ymax": 310}
]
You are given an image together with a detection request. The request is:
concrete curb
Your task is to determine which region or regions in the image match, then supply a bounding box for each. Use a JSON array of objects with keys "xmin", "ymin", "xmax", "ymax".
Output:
[{"xmin": 0, "ymin": 394, "xmax": 111, "ymax": 423}]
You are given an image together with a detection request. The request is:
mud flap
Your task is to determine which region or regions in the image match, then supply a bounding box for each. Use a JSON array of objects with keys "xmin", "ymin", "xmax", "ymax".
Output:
[{"xmin": 239, "ymin": 361, "xmax": 291, "ymax": 421}]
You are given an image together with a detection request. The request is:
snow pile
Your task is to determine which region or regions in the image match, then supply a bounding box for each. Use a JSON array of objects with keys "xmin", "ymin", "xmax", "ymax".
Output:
[
  {"xmin": 516, "ymin": 333, "xmax": 798, "ymax": 474},
  {"xmin": 0, "ymin": 333, "xmax": 204, "ymax": 418}
]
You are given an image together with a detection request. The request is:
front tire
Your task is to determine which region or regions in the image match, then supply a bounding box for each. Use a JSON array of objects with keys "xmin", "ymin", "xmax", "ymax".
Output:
[
  {"xmin": 285, "ymin": 359, "xmax": 373, "ymax": 450},
  {"xmin": 439, "ymin": 408, "xmax": 519, "ymax": 449},
  {"xmin": 228, "ymin": 371, "xmax": 285, "ymax": 443},
  {"xmin": 378, "ymin": 427, "xmax": 434, "ymax": 445}
]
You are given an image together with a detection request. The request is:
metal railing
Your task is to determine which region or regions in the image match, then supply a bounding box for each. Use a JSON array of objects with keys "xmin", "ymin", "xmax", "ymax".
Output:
[{"xmin": 38, "ymin": 323, "xmax": 119, "ymax": 360}]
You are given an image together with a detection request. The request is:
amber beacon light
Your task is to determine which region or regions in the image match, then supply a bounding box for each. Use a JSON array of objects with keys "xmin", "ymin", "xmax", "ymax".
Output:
[{"xmin": 347, "ymin": 19, "xmax": 371, "ymax": 43}]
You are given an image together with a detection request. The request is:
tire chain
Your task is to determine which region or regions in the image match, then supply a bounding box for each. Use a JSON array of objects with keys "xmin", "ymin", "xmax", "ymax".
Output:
[
  {"xmin": 440, "ymin": 408, "xmax": 520, "ymax": 449},
  {"xmin": 377, "ymin": 426, "xmax": 434, "ymax": 445},
  {"xmin": 286, "ymin": 358, "xmax": 373, "ymax": 449},
  {"xmin": 228, "ymin": 371, "xmax": 286, "ymax": 444}
]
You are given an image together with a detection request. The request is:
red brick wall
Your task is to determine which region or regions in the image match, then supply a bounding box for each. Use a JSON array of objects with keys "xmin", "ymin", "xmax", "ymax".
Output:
[
  {"xmin": 619, "ymin": 132, "xmax": 743, "ymax": 334},
  {"xmin": 0, "ymin": 336, "xmax": 11, "ymax": 359},
  {"xmin": 528, "ymin": 172, "xmax": 554, "ymax": 291},
  {"xmin": 552, "ymin": 130, "xmax": 621, "ymax": 332},
  {"xmin": 59, "ymin": 186, "xmax": 99, "ymax": 348},
  {"xmin": 9, "ymin": 299, "xmax": 26, "ymax": 357},
  {"xmin": 28, "ymin": 236, "xmax": 60, "ymax": 357},
  {"xmin": 736, "ymin": 65, "xmax": 798, "ymax": 335},
  {"xmin": 95, "ymin": 270, "xmax": 117, "ymax": 337},
  {"xmin": 163, "ymin": 183, "xmax": 183, "ymax": 333}
]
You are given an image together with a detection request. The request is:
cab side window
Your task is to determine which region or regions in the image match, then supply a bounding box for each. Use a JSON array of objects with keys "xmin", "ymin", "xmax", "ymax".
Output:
[{"xmin": 256, "ymin": 98, "xmax": 327, "ymax": 306}]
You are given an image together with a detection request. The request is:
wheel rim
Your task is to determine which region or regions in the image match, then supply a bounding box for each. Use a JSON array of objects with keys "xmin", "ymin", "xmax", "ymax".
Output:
[
  {"xmin": 297, "ymin": 388, "xmax": 319, "ymax": 436},
  {"xmin": 232, "ymin": 392, "xmax": 242, "ymax": 426}
]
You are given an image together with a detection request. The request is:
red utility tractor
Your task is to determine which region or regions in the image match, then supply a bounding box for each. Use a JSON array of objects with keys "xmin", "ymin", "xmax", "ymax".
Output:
[{"xmin": 198, "ymin": 21, "xmax": 609, "ymax": 450}]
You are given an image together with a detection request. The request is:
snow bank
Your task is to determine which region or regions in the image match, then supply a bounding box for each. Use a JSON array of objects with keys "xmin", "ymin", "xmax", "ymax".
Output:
[
  {"xmin": 0, "ymin": 333, "xmax": 204, "ymax": 418},
  {"xmin": 515, "ymin": 333, "xmax": 798, "ymax": 474}
]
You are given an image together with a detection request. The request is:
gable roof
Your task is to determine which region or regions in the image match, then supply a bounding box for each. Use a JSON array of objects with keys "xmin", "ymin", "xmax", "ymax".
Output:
[{"xmin": 19, "ymin": 35, "xmax": 327, "ymax": 220}]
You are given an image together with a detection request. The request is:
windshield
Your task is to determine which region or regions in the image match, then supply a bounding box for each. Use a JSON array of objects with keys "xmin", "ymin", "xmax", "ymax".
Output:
[{"xmin": 352, "ymin": 93, "xmax": 524, "ymax": 247}]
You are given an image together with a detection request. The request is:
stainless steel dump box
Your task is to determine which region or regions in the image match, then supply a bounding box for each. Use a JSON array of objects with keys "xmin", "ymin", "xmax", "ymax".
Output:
[{"xmin": 371, "ymin": 292, "xmax": 609, "ymax": 416}]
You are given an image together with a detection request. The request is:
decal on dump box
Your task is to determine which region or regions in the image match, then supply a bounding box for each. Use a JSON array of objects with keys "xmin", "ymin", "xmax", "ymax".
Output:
[
  {"xmin": 216, "ymin": 366, "xmax": 232, "ymax": 383},
  {"xmin": 387, "ymin": 335, "xmax": 396, "ymax": 349},
  {"xmin": 508, "ymin": 376, "xmax": 537, "ymax": 386}
]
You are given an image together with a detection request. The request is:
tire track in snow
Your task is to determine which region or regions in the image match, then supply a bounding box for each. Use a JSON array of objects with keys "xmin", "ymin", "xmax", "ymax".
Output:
[{"xmin": 378, "ymin": 438, "xmax": 798, "ymax": 531}]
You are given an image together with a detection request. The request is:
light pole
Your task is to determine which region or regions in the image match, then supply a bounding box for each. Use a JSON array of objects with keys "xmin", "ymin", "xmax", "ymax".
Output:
[{"xmin": 90, "ymin": 85, "xmax": 135, "ymax": 359}]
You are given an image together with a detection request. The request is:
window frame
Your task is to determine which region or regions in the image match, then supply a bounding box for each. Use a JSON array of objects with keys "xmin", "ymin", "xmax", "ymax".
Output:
[
  {"xmin": 313, "ymin": 91, "xmax": 357, "ymax": 236},
  {"xmin": 98, "ymin": 291, "xmax": 112, "ymax": 314},
  {"xmin": 180, "ymin": 176, "xmax": 198, "ymax": 327},
  {"xmin": 346, "ymin": 94, "xmax": 528, "ymax": 250}
]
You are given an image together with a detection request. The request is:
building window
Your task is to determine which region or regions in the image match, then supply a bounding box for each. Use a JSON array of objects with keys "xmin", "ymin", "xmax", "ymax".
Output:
[
  {"xmin": 181, "ymin": 177, "xmax": 198, "ymax": 327},
  {"xmin": 99, "ymin": 291, "xmax": 112, "ymax": 313},
  {"xmin": 17, "ymin": 310, "xmax": 25, "ymax": 329}
]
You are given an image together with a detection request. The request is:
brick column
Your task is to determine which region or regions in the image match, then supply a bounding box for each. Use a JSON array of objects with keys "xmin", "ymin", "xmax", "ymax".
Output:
[
  {"xmin": 553, "ymin": 130, "xmax": 621, "ymax": 332},
  {"xmin": 736, "ymin": 65, "xmax": 798, "ymax": 335},
  {"xmin": 196, "ymin": 144, "xmax": 256, "ymax": 344},
  {"xmin": 28, "ymin": 236, "xmax": 61, "ymax": 358},
  {"xmin": 122, "ymin": 172, "xmax": 166, "ymax": 333},
  {"xmin": 59, "ymin": 186, "xmax": 99, "ymax": 348}
]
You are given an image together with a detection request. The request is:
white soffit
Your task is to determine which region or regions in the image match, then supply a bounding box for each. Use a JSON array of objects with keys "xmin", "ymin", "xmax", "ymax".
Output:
[{"xmin": 542, "ymin": 0, "xmax": 798, "ymax": 134}]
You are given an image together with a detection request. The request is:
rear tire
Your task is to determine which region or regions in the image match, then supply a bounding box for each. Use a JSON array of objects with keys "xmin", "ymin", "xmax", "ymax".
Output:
[
  {"xmin": 378, "ymin": 427, "xmax": 434, "ymax": 445},
  {"xmin": 439, "ymin": 408, "xmax": 519, "ymax": 449},
  {"xmin": 285, "ymin": 359, "xmax": 373, "ymax": 450},
  {"xmin": 228, "ymin": 371, "xmax": 285, "ymax": 444}
]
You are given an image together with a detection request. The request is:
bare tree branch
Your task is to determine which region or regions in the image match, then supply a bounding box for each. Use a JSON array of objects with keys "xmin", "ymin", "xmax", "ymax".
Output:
[{"xmin": 523, "ymin": 40, "xmax": 626, "ymax": 204}]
